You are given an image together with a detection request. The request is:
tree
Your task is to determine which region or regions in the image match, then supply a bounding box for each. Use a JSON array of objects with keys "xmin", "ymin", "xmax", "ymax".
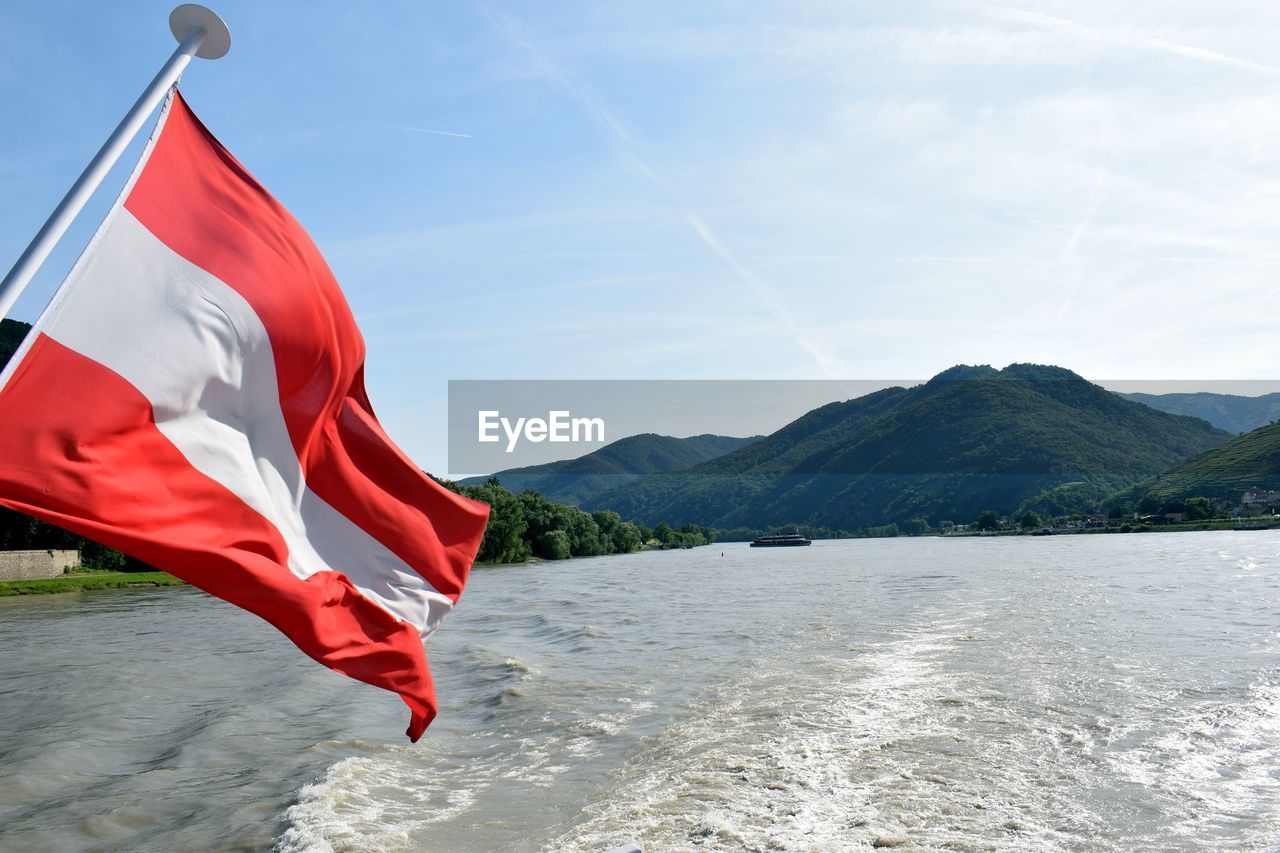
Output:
[
  {"xmin": 613, "ymin": 522, "xmax": 643, "ymax": 553},
  {"xmin": 518, "ymin": 490, "xmax": 554, "ymax": 542},
  {"xmin": 81, "ymin": 540, "xmax": 127, "ymax": 571},
  {"xmin": 537, "ymin": 530, "xmax": 571, "ymax": 560},
  {"xmin": 1019, "ymin": 511, "xmax": 1042, "ymax": 531},
  {"xmin": 1183, "ymin": 496, "xmax": 1215, "ymax": 521},
  {"xmin": 1108, "ymin": 503, "xmax": 1133, "ymax": 521},
  {"xmin": 438, "ymin": 476, "xmax": 710, "ymax": 563},
  {"xmin": 591, "ymin": 510, "xmax": 622, "ymax": 554},
  {"xmin": 565, "ymin": 508, "xmax": 605, "ymax": 556},
  {"xmin": 459, "ymin": 479, "xmax": 531, "ymax": 564},
  {"xmin": 900, "ymin": 517, "xmax": 929, "ymax": 536},
  {"xmin": 976, "ymin": 510, "xmax": 1000, "ymax": 531},
  {"xmin": 1137, "ymin": 493, "xmax": 1162, "ymax": 514},
  {"xmin": 678, "ymin": 524, "xmax": 710, "ymax": 546}
]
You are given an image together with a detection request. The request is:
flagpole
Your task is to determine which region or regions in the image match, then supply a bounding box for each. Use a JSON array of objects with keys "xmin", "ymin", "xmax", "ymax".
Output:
[{"xmin": 0, "ymin": 5, "xmax": 231, "ymax": 322}]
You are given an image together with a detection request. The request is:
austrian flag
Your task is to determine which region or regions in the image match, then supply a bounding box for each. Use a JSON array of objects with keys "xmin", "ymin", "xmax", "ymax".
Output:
[{"xmin": 0, "ymin": 91, "xmax": 489, "ymax": 741}]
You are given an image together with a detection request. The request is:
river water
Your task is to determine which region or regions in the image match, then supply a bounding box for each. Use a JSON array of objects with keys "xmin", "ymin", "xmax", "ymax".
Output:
[{"xmin": 0, "ymin": 532, "xmax": 1277, "ymax": 851}]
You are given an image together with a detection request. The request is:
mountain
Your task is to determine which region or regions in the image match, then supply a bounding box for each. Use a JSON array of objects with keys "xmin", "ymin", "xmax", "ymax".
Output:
[
  {"xmin": 463, "ymin": 432, "xmax": 760, "ymax": 506},
  {"xmin": 1120, "ymin": 421, "xmax": 1280, "ymax": 505},
  {"xmin": 0, "ymin": 319, "xmax": 30, "ymax": 368},
  {"xmin": 588, "ymin": 364, "xmax": 1232, "ymax": 530},
  {"xmin": 1122, "ymin": 391, "xmax": 1280, "ymax": 435}
]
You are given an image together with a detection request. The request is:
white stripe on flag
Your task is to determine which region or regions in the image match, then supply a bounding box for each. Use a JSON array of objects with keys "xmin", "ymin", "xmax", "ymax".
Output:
[{"xmin": 41, "ymin": 209, "xmax": 453, "ymax": 636}]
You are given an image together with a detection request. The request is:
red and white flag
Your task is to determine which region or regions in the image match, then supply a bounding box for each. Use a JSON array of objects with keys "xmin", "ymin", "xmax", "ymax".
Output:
[{"xmin": 0, "ymin": 91, "xmax": 489, "ymax": 741}]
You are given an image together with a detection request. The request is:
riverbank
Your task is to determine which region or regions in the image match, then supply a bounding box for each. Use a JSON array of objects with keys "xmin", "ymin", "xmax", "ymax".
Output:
[
  {"xmin": 473, "ymin": 541, "xmax": 697, "ymax": 569},
  {"xmin": 0, "ymin": 571, "xmax": 184, "ymax": 596},
  {"xmin": 941, "ymin": 518, "xmax": 1280, "ymax": 537},
  {"xmin": 9, "ymin": 520, "xmax": 1273, "ymax": 596},
  {"xmin": 0, "ymin": 540, "xmax": 699, "ymax": 596}
]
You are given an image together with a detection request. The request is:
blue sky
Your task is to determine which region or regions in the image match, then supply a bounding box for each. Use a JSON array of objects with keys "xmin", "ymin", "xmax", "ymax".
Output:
[{"xmin": 3, "ymin": 1, "xmax": 1280, "ymax": 475}]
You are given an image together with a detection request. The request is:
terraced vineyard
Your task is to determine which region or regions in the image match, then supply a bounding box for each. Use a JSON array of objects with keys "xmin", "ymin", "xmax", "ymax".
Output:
[{"xmin": 1124, "ymin": 422, "xmax": 1280, "ymax": 504}]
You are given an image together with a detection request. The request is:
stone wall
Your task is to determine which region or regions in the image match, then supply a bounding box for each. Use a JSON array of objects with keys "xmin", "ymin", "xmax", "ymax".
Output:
[{"xmin": 0, "ymin": 550, "xmax": 79, "ymax": 581}]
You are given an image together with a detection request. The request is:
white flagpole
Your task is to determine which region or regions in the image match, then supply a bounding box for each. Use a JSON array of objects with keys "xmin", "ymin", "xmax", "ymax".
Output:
[{"xmin": 0, "ymin": 5, "xmax": 231, "ymax": 322}]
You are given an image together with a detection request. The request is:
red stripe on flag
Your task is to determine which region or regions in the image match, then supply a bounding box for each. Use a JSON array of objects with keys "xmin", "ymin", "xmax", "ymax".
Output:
[
  {"xmin": 0, "ymin": 334, "xmax": 437, "ymax": 740},
  {"xmin": 123, "ymin": 92, "xmax": 486, "ymax": 603}
]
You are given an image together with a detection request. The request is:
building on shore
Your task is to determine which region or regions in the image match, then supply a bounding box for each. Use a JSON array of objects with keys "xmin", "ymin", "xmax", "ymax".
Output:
[{"xmin": 1242, "ymin": 487, "xmax": 1280, "ymax": 517}]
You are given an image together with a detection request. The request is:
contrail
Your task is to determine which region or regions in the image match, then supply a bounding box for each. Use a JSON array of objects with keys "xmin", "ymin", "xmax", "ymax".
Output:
[
  {"xmin": 1053, "ymin": 163, "xmax": 1108, "ymax": 323},
  {"xmin": 366, "ymin": 121, "xmax": 472, "ymax": 139},
  {"xmin": 1058, "ymin": 165, "xmax": 1108, "ymax": 263},
  {"xmin": 993, "ymin": 7, "xmax": 1280, "ymax": 77},
  {"xmin": 684, "ymin": 213, "xmax": 847, "ymax": 377},
  {"xmin": 481, "ymin": 5, "xmax": 845, "ymax": 377}
]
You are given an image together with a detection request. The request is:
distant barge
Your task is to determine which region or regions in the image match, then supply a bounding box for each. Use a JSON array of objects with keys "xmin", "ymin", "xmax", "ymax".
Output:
[{"xmin": 750, "ymin": 533, "xmax": 812, "ymax": 547}]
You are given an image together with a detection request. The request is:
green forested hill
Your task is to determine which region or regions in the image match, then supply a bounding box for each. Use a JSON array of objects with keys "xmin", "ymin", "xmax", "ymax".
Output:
[
  {"xmin": 1119, "ymin": 422, "xmax": 1280, "ymax": 505},
  {"xmin": 1123, "ymin": 391, "xmax": 1280, "ymax": 434},
  {"xmin": 463, "ymin": 432, "xmax": 760, "ymax": 506},
  {"xmin": 692, "ymin": 386, "xmax": 917, "ymax": 475},
  {"xmin": 589, "ymin": 364, "xmax": 1232, "ymax": 530}
]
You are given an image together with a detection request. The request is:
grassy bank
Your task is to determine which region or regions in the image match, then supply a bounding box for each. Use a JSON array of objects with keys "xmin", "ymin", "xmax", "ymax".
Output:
[{"xmin": 0, "ymin": 571, "xmax": 185, "ymax": 596}]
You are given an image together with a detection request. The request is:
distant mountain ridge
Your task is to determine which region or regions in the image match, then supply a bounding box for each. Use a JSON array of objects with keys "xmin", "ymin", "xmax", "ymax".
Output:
[
  {"xmin": 586, "ymin": 364, "xmax": 1232, "ymax": 530},
  {"xmin": 463, "ymin": 432, "xmax": 760, "ymax": 506},
  {"xmin": 3, "ymin": 330, "xmax": 1240, "ymax": 531},
  {"xmin": 1122, "ymin": 391, "xmax": 1280, "ymax": 435}
]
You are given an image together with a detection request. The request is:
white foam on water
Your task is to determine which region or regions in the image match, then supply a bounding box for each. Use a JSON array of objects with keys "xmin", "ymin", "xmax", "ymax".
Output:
[
  {"xmin": 548, "ymin": 621, "xmax": 991, "ymax": 850},
  {"xmin": 276, "ymin": 752, "xmax": 483, "ymax": 853},
  {"xmin": 544, "ymin": 608, "xmax": 1157, "ymax": 852},
  {"xmin": 1108, "ymin": 673, "xmax": 1280, "ymax": 847},
  {"xmin": 275, "ymin": 676, "xmax": 661, "ymax": 850}
]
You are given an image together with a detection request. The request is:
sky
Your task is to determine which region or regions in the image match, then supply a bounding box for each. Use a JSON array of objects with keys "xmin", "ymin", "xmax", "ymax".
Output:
[{"xmin": 2, "ymin": 1, "xmax": 1280, "ymax": 475}]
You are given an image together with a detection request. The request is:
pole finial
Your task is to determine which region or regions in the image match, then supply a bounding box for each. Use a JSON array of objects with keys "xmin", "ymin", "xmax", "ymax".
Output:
[{"xmin": 169, "ymin": 5, "xmax": 231, "ymax": 60}]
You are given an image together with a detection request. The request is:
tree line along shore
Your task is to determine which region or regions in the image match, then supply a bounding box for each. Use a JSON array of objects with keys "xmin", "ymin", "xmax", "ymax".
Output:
[
  {"xmin": 5, "ymin": 486, "xmax": 1274, "ymax": 598},
  {"xmin": 0, "ymin": 475, "xmax": 717, "ymax": 595}
]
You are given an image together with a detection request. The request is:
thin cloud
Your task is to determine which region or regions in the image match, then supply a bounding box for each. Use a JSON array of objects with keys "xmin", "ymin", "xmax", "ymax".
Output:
[
  {"xmin": 993, "ymin": 7, "xmax": 1280, "ymax": 77},
  {"xmin": 362, "ymin": 273, "xmax": 658, "ymax": 318},
  {"xmin": 365, "ymin": 121, "xmax": 472, "ymax": 139}
]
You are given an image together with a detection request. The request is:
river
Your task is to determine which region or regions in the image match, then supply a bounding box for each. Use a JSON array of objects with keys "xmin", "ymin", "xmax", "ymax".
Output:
[{"xmin": 0, "ymin": 531, "xmax": 1277, "ymax": 851}]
